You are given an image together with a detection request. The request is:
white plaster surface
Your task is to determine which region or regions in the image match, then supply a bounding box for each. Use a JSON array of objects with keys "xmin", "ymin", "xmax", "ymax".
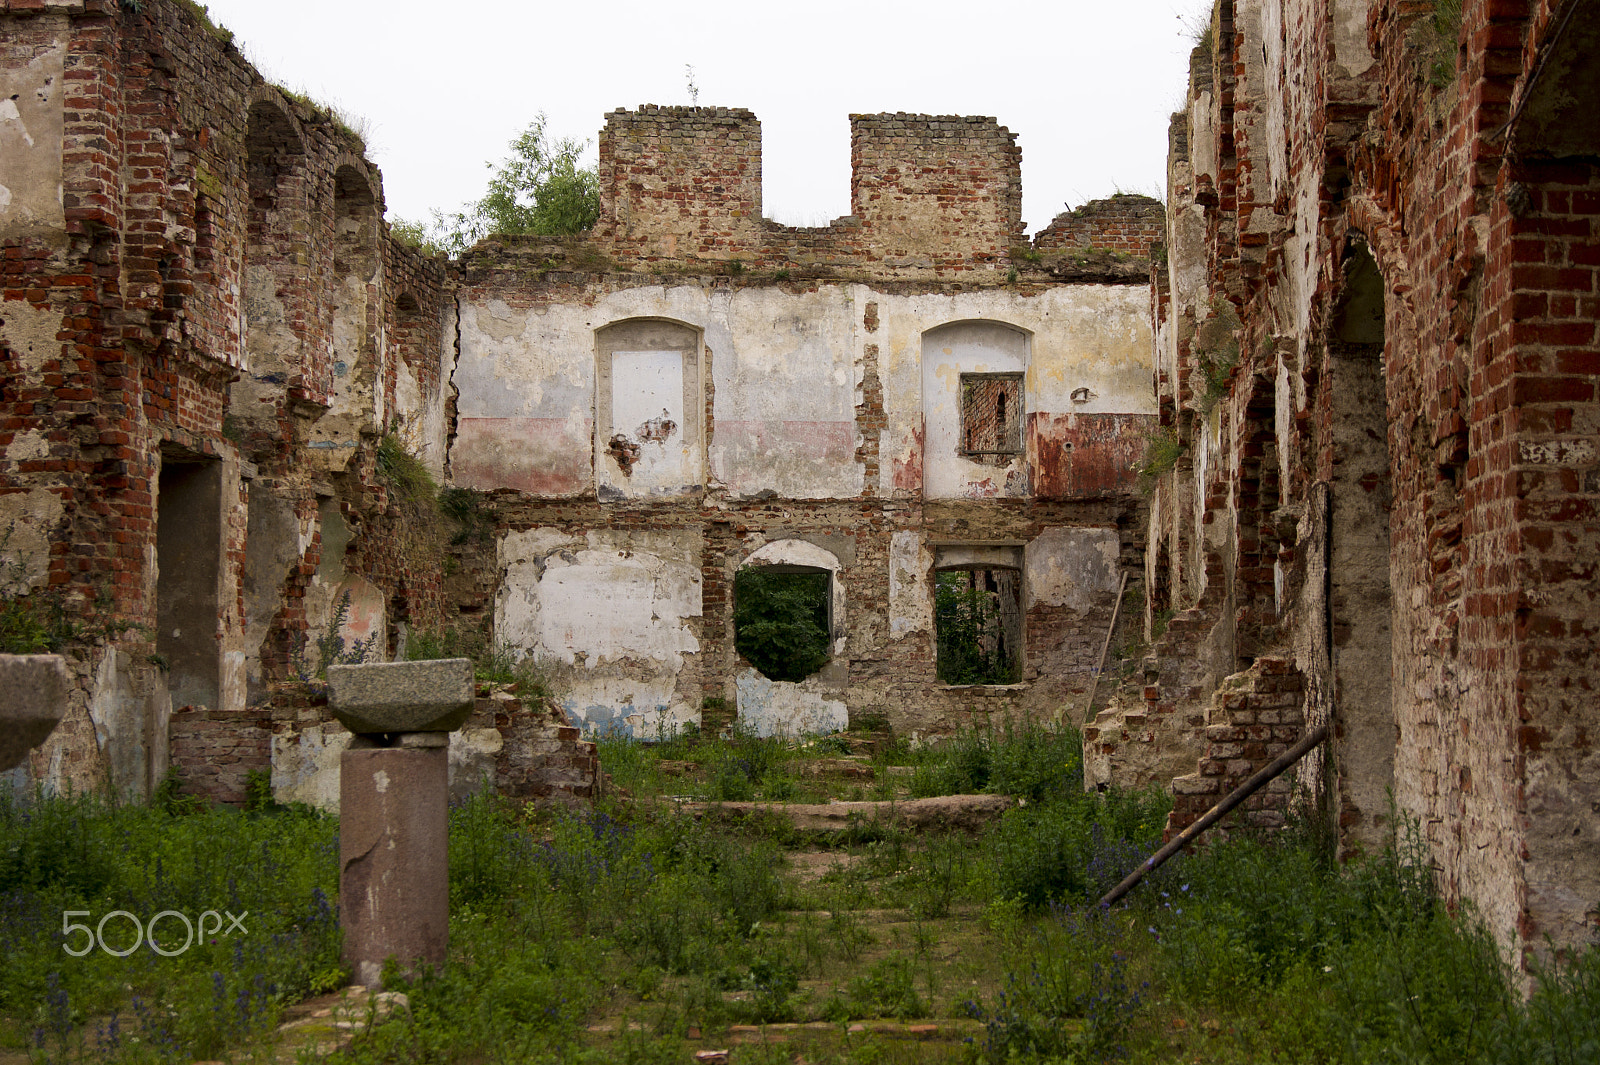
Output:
[
  {"xmin": 889, "ymin": 531, "xmax": 934, "ymax": 638},
  {"xmin": 558, "ymin": 676, "xmax": 697, "ymax": 739},
  {"xmin": 1025, "ymin": 528, "xmax": 1121, "ymax": 613},
  {"xmin": 450, "ymin": 281, "xmax": 1153, "ymax": 501},
  {"xmin": 448, "ymin": 728, "xmax": 503, "ymax": 798},
  {"xmin": 497, "ymin": 527, "xmax": 702, "ymax": 736},
  {"xmin": 86, "ymin": 648, "xmax": 170, "ymax": 802},
  {"xmin": 735, "ymin": 669, "xmax": 848, "ymax": 738},
  {"xmin": 1332, "ymin": 0, "xmax": 1377, "ymax": 77},
  {"xmin": 0, "ymin": 298, "xmax": 64, "ymax": 376},
  {"xmin": 609, "ymin": 349, "xmax": 695, "ymax": 494},
  {"xmin": 272, "ymin": 724, "xmax": 350, "ymax": 811},
  {"xmin": 0, "ymin": 486, "xmax": 64, "ymax": 594},
  {"xmin": 0, "ymin": 25, "xmax": 65, "ymax": 242}
]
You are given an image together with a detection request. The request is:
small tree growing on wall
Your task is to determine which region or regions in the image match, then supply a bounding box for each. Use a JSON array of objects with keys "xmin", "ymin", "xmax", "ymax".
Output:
[
  {"xmin": 398, "ymin": 112, "xmax": 601, "ymax": 257},
  {"xmin": 734, "ymin": 568, "xmax": 830, "ymax": 683}
]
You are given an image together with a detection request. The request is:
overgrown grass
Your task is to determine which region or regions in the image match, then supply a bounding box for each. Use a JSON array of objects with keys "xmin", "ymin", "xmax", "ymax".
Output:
[
  {"xmin": 374, "ymin": 433, "xmax": 436, "ymax": 509},
  {"xmin": 1135, "ymin": 425, "xmax": 1184, "ymax": 494},
  {"xmin": 1423, "ymin": 0, "xmax": 1463, "ymax": 89},
  {"xmin": 7, "ymin": 727, "xmax": 1599, "ymax": 1065},
  {"xmin": 1193, "ymin": 295, "xmax": 1242, "ymax": 413},
  {"xmin": 900, "ymin": 721, "xmax": 1086, "ymax": 803},
  {"xmin": 596, "ymin": 722, "xmax": 813, "ymax": 803},
  {"xmin": 0, "ymin": 791, "xmax": 341, "ymax": 1061}
]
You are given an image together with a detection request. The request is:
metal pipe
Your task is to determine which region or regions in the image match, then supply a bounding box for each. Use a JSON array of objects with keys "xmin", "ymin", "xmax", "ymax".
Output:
[{"xmin": 1097, "ymin": 722, "xmax": 1329, "ymax": 908}]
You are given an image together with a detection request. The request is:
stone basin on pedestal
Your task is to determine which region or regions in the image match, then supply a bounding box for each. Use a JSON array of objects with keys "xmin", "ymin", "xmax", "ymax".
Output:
[
  {"xmin": 330, "ymin": 658, "xmax": 473, "ymax": 988},
  {"xmin": 327, "ymin": 658, "xmax": 475, "ymax": 735},
  {"xmin": 0, "ymin": 655, "xmax": 69, "ymax": 772}
]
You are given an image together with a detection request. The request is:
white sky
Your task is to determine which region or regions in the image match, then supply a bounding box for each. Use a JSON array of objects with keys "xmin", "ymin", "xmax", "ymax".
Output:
[{"xmin": 199, "ymin": 0, "xmax": 1210, "ymax": 238}]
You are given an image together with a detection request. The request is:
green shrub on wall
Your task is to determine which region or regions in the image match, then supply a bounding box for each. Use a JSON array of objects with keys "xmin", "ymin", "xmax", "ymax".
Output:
[{"xmin": 733, "ymin": 568, "xmax": 830, "ymax": 682}]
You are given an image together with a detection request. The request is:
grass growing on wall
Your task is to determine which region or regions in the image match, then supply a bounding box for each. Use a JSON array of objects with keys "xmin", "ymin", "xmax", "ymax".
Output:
[{"xmin": 1424, "ymin": 0, "xmax": 1464, "ymax": 88}]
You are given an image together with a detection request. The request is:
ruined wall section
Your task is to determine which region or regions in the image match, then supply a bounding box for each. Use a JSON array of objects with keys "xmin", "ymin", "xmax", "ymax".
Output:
[
  {"xmin": 596, "ymin": 106, "xmax": 765, "ymax": 265},
  {"xmin": 0, "ymin": 0, "xmax": 451, "ymax": 799},
  {"xmin": 582, "ymin": 107, "xmax": 1049, "ymax": 281},
  {"xmin": 470, "ymin": 493, "xmax": 1142, "ymax": 740},
  {"xmin": 1034, "ymin": 194, "xmax": 1166, "ymax": 256},
  {"xmin": 1135, "ymin": 0, "xmax": 1600, "ymax": 962},
  {"xmin": 448, "ymin": 259, "xmax": 1157, "ymax": 507},
  {"xmin": 446, "ymin": 234, "xmax": 1155, "ymax": 738},
  {"xmin": 848, "ymin": 114, "xmax": 1023, "ymax": 272},
  {"xmin": 170, "ymin": 687, "xmax": 601, "ymax": 809}
]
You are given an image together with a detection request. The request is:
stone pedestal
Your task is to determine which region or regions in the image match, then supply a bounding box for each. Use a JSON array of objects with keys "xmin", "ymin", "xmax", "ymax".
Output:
[{"xmin": 339, "ymin": 736, "xmax": 449, "ymax": 987}]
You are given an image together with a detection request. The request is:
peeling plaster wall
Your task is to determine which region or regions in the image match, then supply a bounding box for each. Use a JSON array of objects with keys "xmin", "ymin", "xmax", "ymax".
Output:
[
  {"xmin": 270, "ymin": 725, "xmax": 506, "ymax": 812},
  {"xmin": 452, "ymin": 297, "xmax": 597, "ymax": 496},
  {"xmin": 595, "ymin": 318, "xmax": 703, "ymax": 499},
  {"xmin": 453, "ymin": 281, "xmax": 1154, "ymax": 504},
  {"xmin": 1025, "ymin": 528, "xmax": 1121, "ymax": 614},
  {"xmin": 710, "ymin": 287, "xmax": 860, "ymax": 499},
  {"xmin": 735, "ymin": 670, "xmax": 848, "ymax": 738},
  {"xmin": 0, "ymin": 14, "xmax": 65, "ymax": 244},
  {"xmin": 0, "ymin": 485, "xmax": 64, "ymax": 593},
  {"xmin": 495, "ymin": 527, "xmax": 702, "ymax": 737},
  {"xmin": 87, "ymin": 648, "xmax": 171, "ymax": 801}
]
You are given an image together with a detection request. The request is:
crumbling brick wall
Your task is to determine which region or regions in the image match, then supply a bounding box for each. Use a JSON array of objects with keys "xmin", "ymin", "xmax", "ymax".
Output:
[
  {"xmin": 584, "ymin": 107, "xmax": 1038, "ymax": 279},
  {"xmin": 1033, "ymin": 194, "xmax": 1165, "ymax": 256},
  {"xmin": 1, "ymin": 0, "xmax": 451, "ymax": 798},
  {"xmin": 1165, "ymin": 657, "xmax": 1306, "ymax": 838},
  {"xmin": 168, "ymin": 707, "xmax": 274, "ymax": 806},
  {"xmin": 3, "ymin": 4, "xmax": 1165, "ymax": 809},
  {"xmin": 1131, "ymin": 0, "xmax": 1600, "ymax": 964}
]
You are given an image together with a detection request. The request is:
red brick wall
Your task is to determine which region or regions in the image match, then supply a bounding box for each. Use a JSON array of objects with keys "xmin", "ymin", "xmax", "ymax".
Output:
[
  {"xmin": 579, "ymin": 107, "xmax": 1049, "ymax": 279},
  {"xmin": 1135, "ymin": 0, "xmax": 1600, "ymax": 961},
  {"xmin": 168, "ymin": 707, "xmax": 274, "ymax": 806},
  {"xmin": 849, "ymin": 114, "xmax": 1024, "ymax": 271},
  {"xmin": 1034, "ymin": 195, "xmax": 1165, "ymax": 256},
  {"xmin": 2, "ymin": 0, "xmax": 453, "ymax": 796}
]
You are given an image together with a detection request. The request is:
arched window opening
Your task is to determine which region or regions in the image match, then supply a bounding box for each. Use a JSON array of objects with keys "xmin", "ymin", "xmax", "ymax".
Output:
[{"xmin": 734, "ymin": 565, "xmax": 831, "ymax": 682}]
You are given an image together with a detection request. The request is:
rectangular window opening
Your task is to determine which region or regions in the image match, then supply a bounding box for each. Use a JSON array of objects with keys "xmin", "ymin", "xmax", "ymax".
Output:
[
  {"xmin": 960, "ymin": 373, "xmax": 1023, "ymax": 466},
  {"xmin": 935, "ymin": 567, "xmax": 1022, "ymax": 685}
]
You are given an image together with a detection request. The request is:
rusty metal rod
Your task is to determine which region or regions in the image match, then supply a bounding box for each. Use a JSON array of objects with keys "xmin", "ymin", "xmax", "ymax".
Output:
[{"xmin": 1096, "ymin": 722, "xmax": 1329, "ymax": 908}]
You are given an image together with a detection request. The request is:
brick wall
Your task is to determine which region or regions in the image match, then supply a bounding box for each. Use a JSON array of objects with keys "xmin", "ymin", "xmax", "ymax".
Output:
[
  {"xmin": 168, "ymin": 707, "xmax": 274, "ymax": 806},
  {"xmin": 849, "ymin": 113, "xmax": 1024, "ymax": 271},
  {"xmin": 597, "ymin": 106, "xmax": 764, "ymax": 263},
  {"xmin": 1165, "ymin": 657, "xmax": 1306, "ymax": 838},
  {"xmin": 578, "ymin": 106, "xmax": 1084, "ymax": 281},
  {"xmin": 1033, "ymin": 194, "xmax": 1165, "ymax": 255},
  {"xmin": 2, "ymin": 0, "xmax": 452, "ymax": 798},
  {"xmin": 1136, "ymin": 0, "xmax": 1600, "ymax": 963}
]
